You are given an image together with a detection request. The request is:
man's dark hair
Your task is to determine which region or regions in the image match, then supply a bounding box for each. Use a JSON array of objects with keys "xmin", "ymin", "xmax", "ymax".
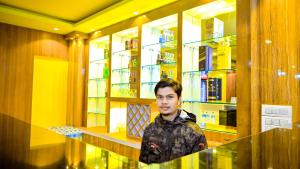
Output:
[{"xmin": 154, "ymin": 78, "xmax": 182, "ymax": 98}]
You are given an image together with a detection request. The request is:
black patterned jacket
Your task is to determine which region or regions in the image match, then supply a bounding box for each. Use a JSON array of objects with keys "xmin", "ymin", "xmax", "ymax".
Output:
[{"xmin": 139, "ymin": 110, "xmax": 207, "ymax": 164}]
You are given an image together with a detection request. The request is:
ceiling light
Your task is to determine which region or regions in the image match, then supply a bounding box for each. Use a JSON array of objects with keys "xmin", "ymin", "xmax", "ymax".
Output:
[
  {"xmin": 133, "ymin": 11, "xmax": 139, "ymax": 15},
  {"xmin": 53, "ymin": 27, "xmax": 59, "ymax": 31}
]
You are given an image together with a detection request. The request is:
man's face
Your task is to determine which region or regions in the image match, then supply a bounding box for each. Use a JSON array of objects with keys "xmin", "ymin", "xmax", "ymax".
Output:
[{"xmin": 156, "ymin": 87, "xmax": 181, "ymax": 116}]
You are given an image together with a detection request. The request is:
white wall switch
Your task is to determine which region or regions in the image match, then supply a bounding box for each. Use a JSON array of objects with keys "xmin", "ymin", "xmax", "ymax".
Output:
[{"xmin": 261, "ymin": 104, "xmax": 292, "ymax": 132}]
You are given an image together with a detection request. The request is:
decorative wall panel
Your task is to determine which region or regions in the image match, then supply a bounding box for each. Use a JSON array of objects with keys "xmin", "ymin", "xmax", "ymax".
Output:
[{"xmin": 127, "ymin": 104, "xmax": 150, "ymax": 138}]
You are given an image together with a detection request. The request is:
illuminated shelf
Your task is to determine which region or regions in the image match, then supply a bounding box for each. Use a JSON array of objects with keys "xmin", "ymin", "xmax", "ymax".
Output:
[
  {"xmin": 141, "ymin": 62, "xmax": 176, "ymax": 69},
  {"xmin": 87, "ymin": 111, "xmax": 106, "ymax": 115},
  {"xmin": 182, "ymin": 69, "xmax": 236, "ymax": 74},
  {"xmin": 88, "ymin": 96, "xmax": 106, "ymax": 99},
  {"xmin": 183, "ymin": 35, "xmax": 236, "ymax": 48},
  {"xmin": 182, "ymin": 100, "xmax": 236, "ymax": 105},
  {"xmin": 141, "ymin": 64, "xmax": 159, "ymax": 69},
  {"xmin": 142, "ymin": 40, "xmax": 177, "ymax": 48},
  {"xmin": 111, "ymin": 68, "xmax": 130, "ymax": 72},
  {"xmin": 112, "ymin": 48, "xmax": 138, "ymax": 55},
  {"xmin": 200, "ymin": 123, "xmax": 237, "ymax": 134},
  {"xmin": 158, "ymin": 61, "xmax": 176, "ymax": 65},
  {"xmin": 141, "ymin": 82, "xmax": 159, "ymax": 85},
  {"xmin": 88, "ymin": 77, "xmax": 107, "ymax": 81},
  {"xmin": 90, "ymin": 59, "xmax": 106, "ymax": 64},
  {"xmin": 111, "ymin": 82, "xmax": 132, "ymax": 86}
]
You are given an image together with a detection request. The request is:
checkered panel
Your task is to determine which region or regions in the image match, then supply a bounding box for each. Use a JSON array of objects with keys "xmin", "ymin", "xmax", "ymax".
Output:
[{"xmin": 127, "ymin": 104, "xmax": 151, "ymax": 138}]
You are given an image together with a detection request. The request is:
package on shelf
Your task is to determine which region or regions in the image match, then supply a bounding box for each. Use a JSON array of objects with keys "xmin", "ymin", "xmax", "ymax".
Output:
[
  {"xmin": 200, "ymin": 74, "xmax": 208, "ymax": 102},
  {"xmin": 103, "ymin": 63, "xmax": 109, "ymax": 79},
  {"xmin": 202, "ymin": 17, "xmax": 224, "ymax": 40},
  {"xmin": 216, "ymin": 41, "xmax": 231, "ymax": 69},
  {"xmin": 125, "ymin": 37, "xmax": 138, "ymax": 50},
  {"xmin": 160, "ymin": 65, "xmax": 176, "ymax": 80},
  {"xmin": 199, "ymin": 104, "xmax": 224, "ymax": 125},
  {"xmin": 199, "ymin": 46, "xmax": 213, "ymax": 71},
  {"xmin": 206, "ymin": 71, "xmax": 236, "ymax": 103},
  {"xmin": 207, "ymin": 77, "xmax": 222, "ymax": 101}
]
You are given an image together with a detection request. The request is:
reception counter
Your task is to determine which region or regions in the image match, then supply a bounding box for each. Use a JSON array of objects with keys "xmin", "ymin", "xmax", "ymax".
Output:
[{"xmin": 0, "ymin": 113, "xmax": 299, "ymax": 169}]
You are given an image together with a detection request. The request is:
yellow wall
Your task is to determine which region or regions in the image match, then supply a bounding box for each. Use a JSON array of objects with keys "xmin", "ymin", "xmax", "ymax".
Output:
[{"xmin": 31, "ymin": 56, "xmax": 68, "ymax": 128}]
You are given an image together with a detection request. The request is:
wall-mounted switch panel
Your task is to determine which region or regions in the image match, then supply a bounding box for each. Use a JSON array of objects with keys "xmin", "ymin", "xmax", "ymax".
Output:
[{"xmin": 261, "ymin": 104, "xmax": 292, "ymax": 132}]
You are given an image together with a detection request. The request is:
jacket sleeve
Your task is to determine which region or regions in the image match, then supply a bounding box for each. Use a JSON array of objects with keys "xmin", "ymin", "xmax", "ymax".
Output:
[
  {"xmin": 185, "ymin": 121, "xmax": 208, "ymax": 153},
  {"xmin": 139, "ymin": 127, "xmax": 150, "ymax": 163}
]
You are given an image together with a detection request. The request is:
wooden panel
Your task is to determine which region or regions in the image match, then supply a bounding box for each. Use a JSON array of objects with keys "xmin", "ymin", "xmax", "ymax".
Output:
[
  {"xmin": 236, "ymin": 0, "xmax": 251, "ymax": 137},
  {"xmin": 0, "ymin": 23, "xmax": 67, "ymax": 123},
  {"xmin": 66, "ymin": 37, "xmax": 88, "ymax": 126},
  {"xmin": 251, "ymin": 0, "xmax": 300, "ymax": 132}
]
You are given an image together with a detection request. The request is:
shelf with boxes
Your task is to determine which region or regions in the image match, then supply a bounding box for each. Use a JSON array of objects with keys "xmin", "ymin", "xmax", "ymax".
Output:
[
  {"xmin": 111, "ymin": 27, "xmax": 138, "ymax": 98},
  {"xmin": 86, "ymin": 0, "xmax": 238, "ymax": 136},
  {"xmin": 181, "ymin": 0, "xmax": 237, "ymax": 133},
  {"xmin": 87, "ymin": 36, "xmax": 110, "ymax": 127},
  {"xmin": 141, "ymin": 14, "xmax": 178, "ymax": 99}
]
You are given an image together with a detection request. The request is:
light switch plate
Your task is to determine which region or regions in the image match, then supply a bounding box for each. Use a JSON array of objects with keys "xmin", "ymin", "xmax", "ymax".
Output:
[{"xmin": 261, "ymin": 104, "xmax": 292, "ymax": 132}]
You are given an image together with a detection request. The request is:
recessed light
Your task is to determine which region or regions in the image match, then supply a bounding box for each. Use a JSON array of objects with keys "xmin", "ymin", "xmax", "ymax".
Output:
[
  {"xmin": 133, "ymin": 11, "xmax": 139, "ymax": 15},
  {"xmin": 53, "ymin": 28, "xmax": 59, "ymax": 31}
]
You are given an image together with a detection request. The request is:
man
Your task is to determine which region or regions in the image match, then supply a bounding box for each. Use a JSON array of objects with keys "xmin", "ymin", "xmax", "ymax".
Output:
[{"xmin": 139, "ymin": 78, "xmax": 207, "ymax": 164}]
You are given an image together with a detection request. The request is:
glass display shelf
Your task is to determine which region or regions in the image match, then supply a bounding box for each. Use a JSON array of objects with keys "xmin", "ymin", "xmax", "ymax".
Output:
[
  {"xmin": 141, "ymin": 64, "xmax": 160, "ymax": 69},
  {"xmin": 87, "ymin": 111, "xmax": 106, "ymax": 115},
  {"xmin": 200, "ymin": 123, "xmax": 237, "ymax": 134},
  {"xmin": 183, "ymin": 34, "xmax": 236, "ymax": 48},
  {"xmin": 141, "ymin": 14, "xmax": 178, "ymax": 99},
  {"xmin": 111, "ymin": 67, "xmax": 131, "ymax": 72},
  {"xmin": 90, "ymin": 58, "xmax": 106, "ymax": 64},
  {"xmin": 141, "ymin": 62, "xmax": 177, "ymax": 69},
  {"xmin": 112, "ymin": 48, "xmax": 138, "ymax": 55},
  {"xmin": 183, "ymin": 100, "xmax": 236, "ymax": 105},
  {"xmin": 111, "ymin": 82, "xmax": 134, "ymax": 86},
  {"xmin": 88, "ymin": 77, "xmax": 107, "ymax": 80},
  {"xmin": 142, "ymin": 40, "xmax": 177, "ymax": 49},
  {"xmin": 88, "ymin": 96, "xmax": 106, "ymax": 99},
  {"xmin": 141, "ymin": 81, "xmax": 159, "ymax": 85},
  {"xmin": 88, "ymin": 36, "xmax": 109, "ymax": 127},
  {"xmin": 111, "ymin": 27, "xmax": 138, "ymax": 98},
  {"xmin": 182, "ymin": 69, "xmax": 236, "ymax": 74}
]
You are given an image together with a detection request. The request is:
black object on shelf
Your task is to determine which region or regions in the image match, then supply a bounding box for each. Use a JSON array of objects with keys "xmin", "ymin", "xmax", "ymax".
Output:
[
  {"xmin": 208, "ymin": 78, "xmax": 222, "ymax": 101},
  {"xmin": 199, "ymin": 45, "xmax": 212, "ymax": 71},
  {"xmin": 219, "ymin": 109, "xmax": 236, "ymax": 127}
]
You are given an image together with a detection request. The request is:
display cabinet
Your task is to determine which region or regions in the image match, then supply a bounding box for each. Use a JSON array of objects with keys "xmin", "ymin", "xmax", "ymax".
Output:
[
  {"xmin": 111, "ymin": 27, "xmax": 138, "ymax": 98},
  {"xmin": 109, "ymin": 101, "xmax": 127, "ymax": 133},
  {"xmin": 87, "ymin": 36, "xmax": 110, "ymax": 127},
  {"xmin": 181, "ymin": 0, "xmax": 237, "ymax": 133},
  {"xmin": 140, "ymin": 14, "xmax": 178, "ymax": 98}
]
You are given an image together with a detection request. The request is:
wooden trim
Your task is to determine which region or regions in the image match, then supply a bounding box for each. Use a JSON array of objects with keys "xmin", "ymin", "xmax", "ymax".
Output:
[
  {"xmin": 237, "ymin": 0, "xmax": 251, "ymax": 137},
  {"xmin": 177, "ymin": 11, "xmax": 183, "ymax": 82}
]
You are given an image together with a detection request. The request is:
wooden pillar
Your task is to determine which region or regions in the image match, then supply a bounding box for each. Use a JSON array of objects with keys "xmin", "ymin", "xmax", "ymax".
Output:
[{"xmin": 65, "ymin": 32, "xmax": 88, "ymax": 127}]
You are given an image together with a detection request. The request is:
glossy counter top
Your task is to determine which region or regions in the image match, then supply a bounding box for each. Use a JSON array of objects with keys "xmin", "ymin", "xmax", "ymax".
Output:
[{"xmin": 1, "ymin": 113, "xmax": 299, "ymax": 169}]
